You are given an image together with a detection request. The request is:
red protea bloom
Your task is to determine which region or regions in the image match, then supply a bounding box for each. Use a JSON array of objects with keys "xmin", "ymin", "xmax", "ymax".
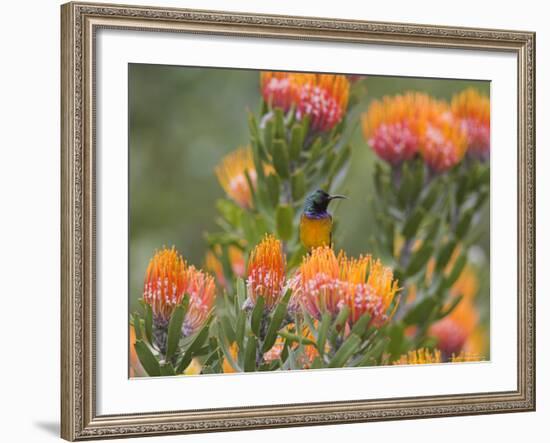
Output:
[
  {"xmin": 246, "ymin": 235, "xmax": 286, "ymax": 311},
  {"xmin": 291, "ymin": 247, "xmax": 399, "ymax": 327},
  {"xmin": 451, "ymin": 88, "xmax": 490, "ymax": 161},
  {"xmin": 260, "ymin": 72, "xmax": 350, "ymax": 132},
  {"xmin": 143, "ymin": 247, "xmax": 216, "ymax": 337}
]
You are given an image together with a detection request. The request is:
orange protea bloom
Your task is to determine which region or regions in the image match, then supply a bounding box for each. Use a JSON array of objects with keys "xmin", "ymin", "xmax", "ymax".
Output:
[
  {"xmin": 215, "ymin": 147, "xmax": 259, "ymax": 209},
  {"xmin": 362, "ymin": 92, "xmax": 467, "ymax": 172},
  {"xmin": 418, "ymin": 109, "xmax": 468, "ymax": 172},
  {"xmin": 393, "ymin": 348, "xmax": 442, "ymax": 365},
  {"xmin": 205, "ymin": 245, "xmax": 245, "ymax": 288},
  {"xmin": 429, "ymin": 265, "xmax": 480, "ymax": 357},
  {"xmin": 362, "ymin": 92, "xmax": 429, "ymax": 165},
  {"xmin": 246, "ymin": 235, "xmax": 286, "ymax": 311},
  {"xmin": 260, "ymin": 72, "xmax": 350, "ymax": 132},
  {"xmin": 451, "ymin": 88, "xmax": 490, "ymax": 160},
  {"xmin": 291, "ymin": 247, "xmax": 399, "ymax": 327},
  {"xmin": 143, "ymin": 247, "xmax": 216, "ymax": 336}
]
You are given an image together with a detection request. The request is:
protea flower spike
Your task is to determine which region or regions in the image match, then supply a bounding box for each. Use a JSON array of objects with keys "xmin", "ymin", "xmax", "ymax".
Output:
[
  {"xmin": 260, "ymin": 72, "xmax": 350, "ymax": 133},
  {"xmin": 291, "ymin": 246, "xmax": 399, "ymax": 327},
  {"xmin": 143, "ymin": 247, "xmax": 216, "ymax": 350},
  {"xmin": 215, "ymin": 146, "xmax": 258, "ymax": 209},
  {"xmin": 362, "ymin": 92, "xmax": 428, "ymax": 166},
  {"xmin": 451, "ymin": 88, "xmax": 490, "ymax": 161},
  {"xmin": 245, "ymin": 234, "xmax": 286, "ymax": 311}
]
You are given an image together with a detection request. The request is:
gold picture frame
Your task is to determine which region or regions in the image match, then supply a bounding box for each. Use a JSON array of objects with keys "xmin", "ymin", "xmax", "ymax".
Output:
[{"xmin": 61, "ymin": 1, "xmax": 536, "ymax": 440}]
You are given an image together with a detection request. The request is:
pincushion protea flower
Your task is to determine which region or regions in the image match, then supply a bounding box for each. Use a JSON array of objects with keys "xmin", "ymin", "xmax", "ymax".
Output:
[
  {"xmin": 362, "ymin": 92, "xmax": 467, "ymax": 172},
  {"xmin": 451, "ymin": 88, "xmax": 490, "ymax": 161},
  {"xmin": 246, "ymin": 234, "xmax": 286, "ymax": 311},
  {"xmin": 428, "ymin": 265, "xmax": 479, "ymax": 357},
  {"xmin": 260, "ymin": 72, "xmax": 350, "ymax": 132},
  {"xmin": 291, "ymin": 247, "xmax": 399, "ymax": 327},
  {"xmin": 362, "ymin": 92, "xmax": 428, "ymax": 166},
  {"xmin": 393, "ymin": 348, "xmax": 442, "ymax": 365},
  {"xmin": 215, "ymin": 147, "xmax": 258, "ymax": 209},
  {"xmin": 393, "ymin": 348, "xmax": 480, "ymax": 365},
  {"xmin": 143, "ymin": 247, "xmax": 216, "ymax": 344},
  {"xmin": 418, "ymin": 109, "xmax": 468, "ymax": 172}
]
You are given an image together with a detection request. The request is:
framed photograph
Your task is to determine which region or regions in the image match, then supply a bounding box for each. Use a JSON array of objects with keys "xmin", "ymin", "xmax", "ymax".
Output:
[{"xmin": 61, "ymin": 1, "xmax": 536, "ymax": 440}]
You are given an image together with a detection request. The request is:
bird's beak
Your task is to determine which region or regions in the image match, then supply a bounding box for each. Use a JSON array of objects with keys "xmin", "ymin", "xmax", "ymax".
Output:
[{"xmin": 328, "ymin": 194, "xmax": 347, "ymax": 201}]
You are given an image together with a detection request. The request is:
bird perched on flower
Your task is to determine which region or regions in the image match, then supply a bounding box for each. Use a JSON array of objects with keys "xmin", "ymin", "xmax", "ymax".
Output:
[{"xmin": 299, "ymin": 190, "xmax": 346, "ymax": 250}]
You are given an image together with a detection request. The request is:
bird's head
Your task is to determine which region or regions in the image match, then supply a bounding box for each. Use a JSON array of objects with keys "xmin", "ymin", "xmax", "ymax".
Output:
[{"xmin": 303, "ymin": 189, "xmax": 347, "ymax": 216}]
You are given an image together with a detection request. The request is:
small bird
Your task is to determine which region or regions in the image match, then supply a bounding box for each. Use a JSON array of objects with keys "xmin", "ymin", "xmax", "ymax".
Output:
[{"xmin": 300, "ymin": 189, "xmax": 347, "ymax": 251}]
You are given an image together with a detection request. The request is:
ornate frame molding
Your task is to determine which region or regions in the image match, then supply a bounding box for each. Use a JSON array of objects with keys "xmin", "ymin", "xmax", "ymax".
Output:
[{"xmin": 61, "ymin": 2, "xmax": 535, "ymax": 440}]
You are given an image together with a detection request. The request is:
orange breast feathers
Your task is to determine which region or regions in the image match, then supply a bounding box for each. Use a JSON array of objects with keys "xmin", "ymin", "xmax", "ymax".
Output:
[{"xmin": 300, "ymin": 213, "xmax": 333, "ymax": 250}]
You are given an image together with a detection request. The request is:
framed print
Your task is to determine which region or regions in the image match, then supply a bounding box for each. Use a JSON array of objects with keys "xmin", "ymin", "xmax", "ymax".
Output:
[{"xmin": 60, "ymin": 1, "xmax": 536, "ymax": 440}]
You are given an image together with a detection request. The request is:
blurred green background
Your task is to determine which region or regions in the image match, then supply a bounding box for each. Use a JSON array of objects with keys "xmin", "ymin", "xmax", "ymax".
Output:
[{"xmin": 129, "ymin": 64, "xmax": 490, "ymax": 312}]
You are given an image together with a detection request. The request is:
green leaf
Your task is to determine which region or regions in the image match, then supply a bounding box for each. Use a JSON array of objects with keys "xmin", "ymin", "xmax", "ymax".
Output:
[
  {"xmin": 444, "ymin": 254, "xmax": 467, "ymax": 289},
  {"xmin": 403, "ymin": 297, "xmax": 438, "ymax": 325},
  {"xmin": 436, "ymin": 239, "xmax": 457, "ymax": 272},
  {"xmin": 456, "ymin": 208, "xmax": 475, "ymax": 239},
  {"xmin": 235, "ymin": 310, "xmax": 246, "ymax": 344},
  {"xmin": 278, "ymin": 330, "xmax": 316, "ymax": 347},
  {"xmin": 289, "ymin": 124, "xmax": 304, "ymax": 161},
  {"xmin": 251, "ymin": 296, "xmax": 265, "ymax": 336},
  {"xmin": 176, "ymin": 320, "xmax": 212, "ymax": 373},
  {"xmin": 134, "ymin": 340, "xmax": 161, "ymax": 376},
  {"xmin": 350, "ymin": 312, "xmax": 371, "ymax": 339},
  {"xmin": 333, "ymin": 305, "xmax": 350, "ymax": 331},
  {"xmin": 357, "ymin": 337, "xmax": 390, "ymax": 366},
  {"xmin": 421, "ymin": 182, "xmax": 441, "ymax": 211},
  {"xmin": 265, "ymin": 174, "xmax": 280, "ymax": 207},
  {"xmin": 276, "ymin": 204, "xmax": 294, "ymax": 241},
  {"xmin": 262, "ymin": 289, "xmax": 292, "ymax": 353},
  {"xmin": 144, "ymin": 304, "xmax": 153, "ymax": 345},
  {"xmin": 291, "ymin": 170, "xmax": 306, "ymax": 201},
  {"xmin": 263, "ymin": 119, "xmax": 274, "ymax": 154},
  {"xmin": 274, "ymin": 108, "xmax": 285, "ymax": 139},
  {"xmin": 406, "ymin": 242, "xmax": 434, "ymax": 276},
  {"xmin": 328, "ymin": 333, "xmax": 361, "ymax": 368},
  {"xmin": 165, "ymin": 295, "xmax": 189, "ymax": 360},
  {"xmin": 219, "ymin": 315, "xmax": 236, "ymax": 344},
  {"xmin": 316, "ymin": 312, "xmax": 331, "ymax": 357},
  {"xmin": 160, "ymin": 363, "xmax": 176, "ymax": 376},
  {"xmin": 387, "ymin": 323, "xmax": 405, "ymax": 359},
  {"xmin": 236, "ymin": 278, "xmax": 246, "ymax": 310},
  {"xmin": 244, "ymin": 335, "xmax": 258, "ymax": 372},
  {"xmin": 132, "ymin": 313, "xmax": 142, "ymax": 340},
  {"xmin": 272, "ymin": 139, "xmax": 290, "ymax": 179},
  {"xmin": 402, "ymin": 208, "xmax": 425, "ymax": 239}
]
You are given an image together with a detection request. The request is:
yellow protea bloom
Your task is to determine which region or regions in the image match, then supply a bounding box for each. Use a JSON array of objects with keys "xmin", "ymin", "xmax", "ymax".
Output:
[
  {"xmin": 394, "ymin": 348, "xmax": 442, "ymax": 365},
  {"xmin": 291, "ymin": 246, "xmax": 399, "ymax": 327},
  {"xmin": 451, "ymin": 88, "xmax": 490, "ymax": 160},
  {"xmin": 215, "ymin": 147, "xmax": 258, "ymax": 209},
  {"xmin": 143, "ymin": 247, "xmax": 216, "ymax": 336},
  {"xmin": 260, "ymin": 72, "xmax": 350, "ymax": 132},
  {"xmin": 246, "ymin": 235, "xmax": 286, "ymax": 311}
]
